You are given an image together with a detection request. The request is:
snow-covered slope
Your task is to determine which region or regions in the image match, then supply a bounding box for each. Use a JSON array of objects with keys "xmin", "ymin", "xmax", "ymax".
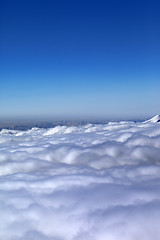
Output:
[{"xmin": 144, "ymin": 114, "xmax": 160, "ymax": 123}]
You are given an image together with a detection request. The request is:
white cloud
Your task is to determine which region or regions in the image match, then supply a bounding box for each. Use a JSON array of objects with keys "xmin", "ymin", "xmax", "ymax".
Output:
[{"xmin": 0, "ymin": 121, "xmax": 160, "ymax": 239}]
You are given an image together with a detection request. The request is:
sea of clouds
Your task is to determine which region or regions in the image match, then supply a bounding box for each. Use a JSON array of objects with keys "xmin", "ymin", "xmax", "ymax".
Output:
[{"xmin": 0, "ymin": 120, "xmax": 160, "ymax": 240}]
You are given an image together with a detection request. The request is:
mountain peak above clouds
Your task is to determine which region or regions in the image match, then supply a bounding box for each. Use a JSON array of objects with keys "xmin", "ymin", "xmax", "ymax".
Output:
[{"xmin": 144, "ymin": 114, "xmax": 160, "ymax": 123}]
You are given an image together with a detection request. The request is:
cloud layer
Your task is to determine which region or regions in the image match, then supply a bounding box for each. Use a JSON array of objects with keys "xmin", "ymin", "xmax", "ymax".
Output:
[{"xmin": 0, "ymin": 121, "xmax": 160, "ymax": 240}]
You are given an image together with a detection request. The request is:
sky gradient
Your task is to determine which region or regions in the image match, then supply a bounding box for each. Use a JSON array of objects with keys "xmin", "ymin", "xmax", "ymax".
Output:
[{"xmin": 1, "ymin": 0, "xmax": 160, "ymax": 120}]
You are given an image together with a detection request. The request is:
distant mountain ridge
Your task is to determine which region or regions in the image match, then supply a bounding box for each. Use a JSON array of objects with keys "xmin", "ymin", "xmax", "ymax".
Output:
[{"xmin": 144, "ymin": 114, "xmax": 160, "ymax": 123}]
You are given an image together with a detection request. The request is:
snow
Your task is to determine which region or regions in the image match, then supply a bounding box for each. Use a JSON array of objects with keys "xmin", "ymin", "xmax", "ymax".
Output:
[{"xmin": 144, "ymin": 114, "xmax": 160, "ymax": 123}]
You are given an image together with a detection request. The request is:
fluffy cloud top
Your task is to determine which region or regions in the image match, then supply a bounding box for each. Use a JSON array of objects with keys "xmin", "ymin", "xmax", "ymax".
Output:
[{"xmin": 0, "ymin": 120, "xmax": 160, "ymax": 240}]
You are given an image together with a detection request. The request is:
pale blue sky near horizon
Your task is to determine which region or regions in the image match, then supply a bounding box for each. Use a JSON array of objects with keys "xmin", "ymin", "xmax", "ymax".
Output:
[{"xmin": 1, "ymin": 0, "xmax": 160, "ymax": 120}]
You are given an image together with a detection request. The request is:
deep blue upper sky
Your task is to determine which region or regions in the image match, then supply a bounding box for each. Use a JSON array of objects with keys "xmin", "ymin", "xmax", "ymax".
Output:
[{"xmin": 0, "ymin": 0, "xmax": 160, "ymax": 120}]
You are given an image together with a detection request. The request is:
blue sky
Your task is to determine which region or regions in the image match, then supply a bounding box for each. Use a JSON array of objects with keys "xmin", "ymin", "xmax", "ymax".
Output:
[{"xmin": 0, "ymin": 0, "xmax": 160, "ymax": 120}]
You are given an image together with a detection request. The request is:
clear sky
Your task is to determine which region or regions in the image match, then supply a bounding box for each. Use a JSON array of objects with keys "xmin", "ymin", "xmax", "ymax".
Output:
[{"xmin": 0, "ymin": 0, "xmax": 160, "ymax": 120}]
